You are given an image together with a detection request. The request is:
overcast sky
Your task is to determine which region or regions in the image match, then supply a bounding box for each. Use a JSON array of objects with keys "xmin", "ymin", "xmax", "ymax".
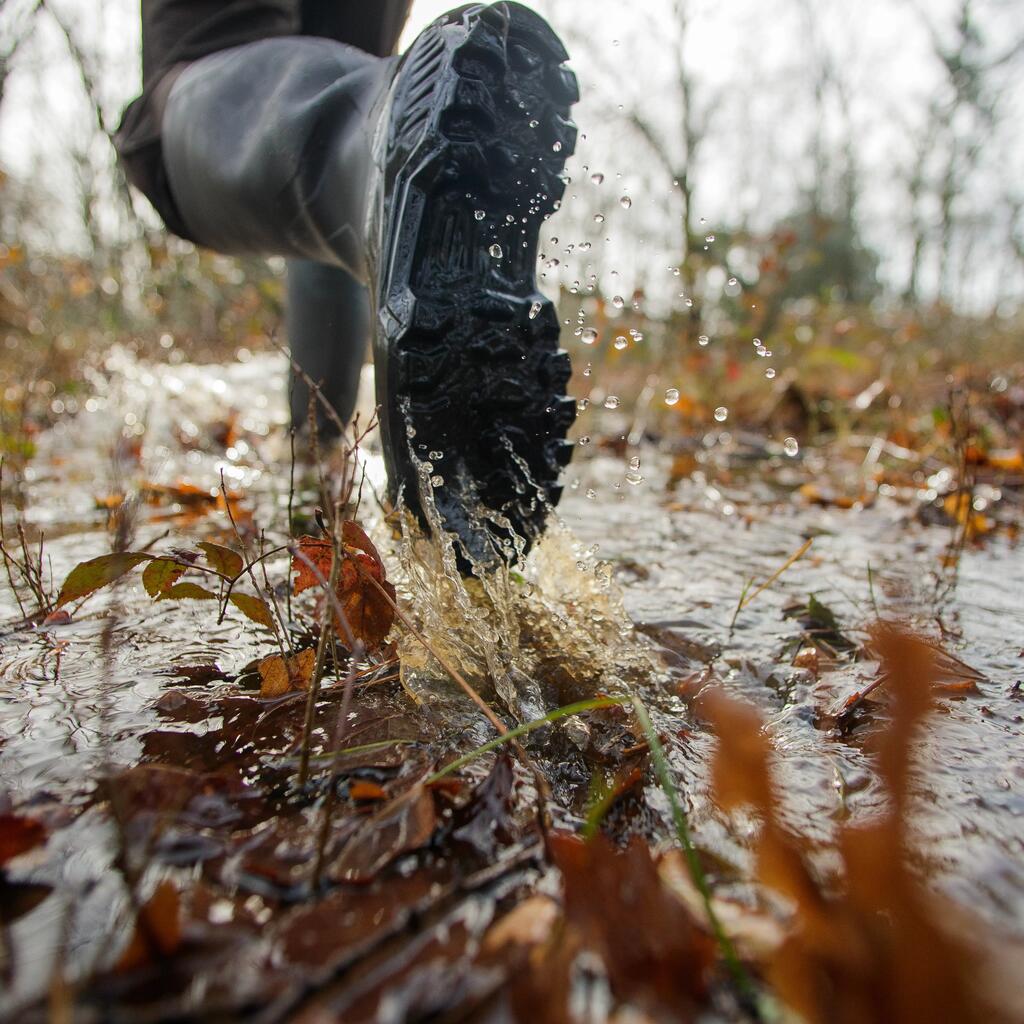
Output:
[{"xmin": 2, "ymin": 0, "xmax": 1022, "ymax": 310}]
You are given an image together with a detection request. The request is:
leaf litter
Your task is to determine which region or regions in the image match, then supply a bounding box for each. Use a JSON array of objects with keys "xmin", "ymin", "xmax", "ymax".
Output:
[{"xmin": 0, "ymin": 351, "xmax": 1022, "ymax": 1021}]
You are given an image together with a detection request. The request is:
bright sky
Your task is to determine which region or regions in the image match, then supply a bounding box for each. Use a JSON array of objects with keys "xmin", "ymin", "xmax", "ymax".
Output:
[{"xmin": 1, "ymin": 0, "xmax": 1020, "ymax": 309}]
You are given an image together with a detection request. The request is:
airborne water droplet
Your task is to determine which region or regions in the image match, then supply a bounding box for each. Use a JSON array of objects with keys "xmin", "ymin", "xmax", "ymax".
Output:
[
  {"xmin": 784, "ymin": 436, "xmax": 800, "ymax": 457},
  {"xmin": 581, "ymin": 327, "xmax": 598, "ymax": 345},
  {"xmin": 489, "ymin": 243, "xmax": 503, "ymax": 259},
  {"xmin": 765, "ymin": 367, "xmax": 776, "ymax": 379},
  {"xmin": 474, "ymin": 209, "xmax": 485, "ymax": 220},
  {"xmin": 594, "ymin": 213, "xmax": 605, "ymax": 224},
  {"xmin": 604, "ymin": 395, "xmax": 621, "ymax": 410},
  {"xmin": 705, "ymin": 233, "xmax": 716, "ymax": 243},
  {"xmin": 619, "ymin": 195, "xmax": 632, "ymax": 209},
  {"xmin": 625, "ymin": 470, "xmax": 644, "ymax": 486},
  {"xmin": 591, "ymin": 172, "xmax": 604, "ymax": 184},
  {"xmin": 586, "ymin": 488, "xmax": 596, "ymax": 499},
  {"xmin": 614, "ymin": 336, "xmax": 628, "ymax": 350},
  {"xmin": 698, "ymin": 334, "xmax": 709, "ymax": 347},
  {"xmin": 714, "ymin": 406, "xmax": 728, "ymax": 422},
  {"xmin": 529, "ymin": 301, "xmax": 542, "ymax": 319},
  {"xmin": 579, "ymin": 436, "xmax": 591, "ymax": 446},
  {"xmin": 577, "ymin": 398, "xmax": 589, "ymax": 412},
  {"xmin": 629, "ymin": 455, "xmax": 641, "ymax": 471},
  {"xmin": 665, "ymin": 388, "xmax": 680, "ymax": 406},
  {"xmin": 612, "ymin": 295, "xmax": 624, "ymax": 308}
]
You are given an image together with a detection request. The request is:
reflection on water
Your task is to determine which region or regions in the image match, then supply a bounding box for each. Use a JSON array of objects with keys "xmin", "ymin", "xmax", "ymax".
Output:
[{"xmin": 1, "ymin": 351, "xmax": 1022, "ymax": 1012}]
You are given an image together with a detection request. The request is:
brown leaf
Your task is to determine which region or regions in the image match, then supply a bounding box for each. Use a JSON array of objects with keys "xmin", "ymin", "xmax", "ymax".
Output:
[
  {"xmin": 115, "ymin": 880, "xmax": 182, "ymax": 972},
  {"xmin": 198, "ymin": 541, "xmax": 243, "ymax": 578},
  {"xmin": 292, "ymin": 526, "xmax": 396, "ymax": 652},
  {"xmin": 330, "ymin": 785, "xmax": 436, "ymax": 883},
  {"xmin": 258, "ymin": 648, "xmax": 316, "ymax": 698},
  {"xmin": 0, "ymin": 814, "xmax": 46, "ymax": 864},
  {"xmin": 230, "ymin": 592, "xmax": 276, "ymax": 629},
  {"xmin": 550, "ymin": 832, "xmax": 715, "ymax": 1014}
]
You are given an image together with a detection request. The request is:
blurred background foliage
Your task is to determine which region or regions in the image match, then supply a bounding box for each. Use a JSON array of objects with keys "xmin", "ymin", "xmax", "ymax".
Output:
[{"xmin": 1, "ymin": 0, "xmax": 1022, "ymax": 456}]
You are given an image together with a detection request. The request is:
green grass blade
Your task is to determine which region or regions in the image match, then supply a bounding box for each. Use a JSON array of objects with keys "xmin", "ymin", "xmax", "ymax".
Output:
[{"xmin": 425, "ymin": 696, "xmax": 628, "ymax": 784}]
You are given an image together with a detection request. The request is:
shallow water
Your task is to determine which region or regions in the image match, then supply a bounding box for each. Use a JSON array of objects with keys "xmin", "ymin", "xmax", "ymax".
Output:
[{"xmin": 1, "ymin": 351, "xmax": 1022, "ymax": 1014}]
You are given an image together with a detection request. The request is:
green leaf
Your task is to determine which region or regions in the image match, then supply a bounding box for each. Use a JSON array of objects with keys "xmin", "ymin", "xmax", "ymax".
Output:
[
  {"xmin": 142, "ymin": 558, "xmax": 188, "ymax": 598},
  {"xmin": 230, "ymin": 593, "xmax": 276, "ymax": 629},
  {"xmin": 158, "ymin": 582, "xmax": 218, "ymax": 602},
  {"xmin": 198, "ymin": 542, "xmax": 243, "ymax": 578},
  {"xmin": 57, "ymin": 553, "xmax": 150, "ymax": 607}
]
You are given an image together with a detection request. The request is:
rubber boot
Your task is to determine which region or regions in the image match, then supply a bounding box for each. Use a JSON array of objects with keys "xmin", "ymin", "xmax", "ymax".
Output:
[
  {"xmin": 160, "ymin": 4, "xmax": 579, "ymax": 566},
  {"xmin": 286, "ymin": 259, "xmax": 369, "ymax": 436}
]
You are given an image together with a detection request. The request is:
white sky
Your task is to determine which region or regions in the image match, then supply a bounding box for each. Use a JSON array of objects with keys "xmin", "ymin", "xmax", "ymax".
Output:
[{"xmin": 1, "ymin": 0, "xmax": 1022, "ymax": 310}]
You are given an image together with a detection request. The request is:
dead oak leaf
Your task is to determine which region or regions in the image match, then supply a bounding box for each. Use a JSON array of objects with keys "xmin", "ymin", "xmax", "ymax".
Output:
[
  {"xmin": 115, "ymin": 880, "xmax": 182, "ymax": 973},
  {"xmin": 258, "ymin": 648, "xmax": 317, "ymax": 699}
]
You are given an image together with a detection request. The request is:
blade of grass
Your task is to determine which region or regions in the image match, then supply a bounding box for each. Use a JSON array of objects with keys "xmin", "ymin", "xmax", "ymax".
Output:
[
  {"xmin": 425, "ymin": 697, "xmax": 628, "ymax": 784},
  {"xmin": 629, "ymin": 694, "xmax": 759, "ymax": 1012}
]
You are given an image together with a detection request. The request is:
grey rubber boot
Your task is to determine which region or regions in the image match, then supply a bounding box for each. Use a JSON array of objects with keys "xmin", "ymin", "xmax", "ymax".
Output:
[{"xmin": 160, "ymin": 5, "xmax": 578, "ymax": 566}]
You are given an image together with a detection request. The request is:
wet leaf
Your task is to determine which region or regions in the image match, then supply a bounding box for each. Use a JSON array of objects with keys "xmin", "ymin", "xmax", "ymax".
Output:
[
  {"xmin": 230, "ymin": 593, "xmax": 275, "ymax": 629},
  {"xmin": 56, "ymin": 552, "xmax": 150, "ymax": 606},
  {"xmin": 142, "ymin": 558, "xmax": 188, "ymax": 598},
  {"xmin": 115, "ymin": 880, "xmax": 182, "ymax": 972},
  {"xmin": 0, "ymin": 814, "xmax": 46, "ymax": 864},
  {"xmin": 349, "ymin": 780, "xmax": 387, "ymax": 802},
  {"xmin": 550, "ymin": 832, "xmax": 715, "ymax": 1013},
  {"xmin": 198, "ymin": 541, "xmax": 243, "ymax": 578},
  {"xmin": 158, "ymin": 582, "xmax": 218, "ymax": 602},
  {"xmin": 330, "ymin": 784, "xmax": 437, "ymax": 883},
  {"xmin": 0, "ymin": 879, "xmax": 51, "ymax": 926},
  {"xmin": 292, "ymin": 526, "xmax": 396, "ymax": 651},
  {"xmin": 258, "ymin": 648, "xmax": 316, "ymax": 698}
]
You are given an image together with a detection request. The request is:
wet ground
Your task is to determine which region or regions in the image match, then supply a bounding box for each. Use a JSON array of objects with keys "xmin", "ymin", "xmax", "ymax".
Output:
[{"xmin": 1, "ymin": 351, "xmax": 1022, "ymax": 1020}]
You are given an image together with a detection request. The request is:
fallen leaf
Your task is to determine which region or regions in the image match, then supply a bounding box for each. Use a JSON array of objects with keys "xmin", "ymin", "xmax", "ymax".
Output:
[
  {"xmin": 330, "ymin": 784, "xmax": 437, "ymax": 883},
  {"xmin": 57, "ymin": 552, "xmax": 150, "ymax": 606},
  {"xmin": 0, "ymin": 814, "xmax": 46, "ymax": 864},
  {"xmin": 115, "ymin": 880, "xmax": 182, "ymax": 972},
  {"xmin": 349, "ymin": 780, "xmax": 387, "ymax": 802},
  {"xmin": 258, "ymin": 648, "xmax": 316, "ymax": 698}
]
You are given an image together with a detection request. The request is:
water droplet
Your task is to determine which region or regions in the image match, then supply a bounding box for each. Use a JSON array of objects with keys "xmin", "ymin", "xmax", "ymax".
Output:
[
  {"xmin": 705, "ymin": 233, "xmax": 716, "ymax": 243},
  {"xmin": 612, "ymin": 295, "xmax": 624, "ymax": 308},
  {"xmin": 619, "ymin": 195, "xmax": 632, "ymax": 209},
  {"xmin": 430, "ymin": 475, "xmax": 444, "ymax": 487},
  {"xmin": 685, "ymin": 298, "xmax": 694, "ymax": 308},
  {"xmin": 429, "ymin": 450, "xmax": 443, "ymax": 460},
  {"xmin": 613, "ymin": 336, "xmax": 628, "ymax": 350},
  {"xmin": 577, "ymin": 398, "xmax": 589, "ymax": 412},
  {"xmin": 579, "ymin": 436, "xmax": 591, "ymax": 447},
  {"xmin": 489, "ymin": 243, "xmax": 503, "ymax": 259},
  {"xmin": 728, "ymin": 277, "xmax": 738, "ymax": 287},
  {"xmin": 576, "ymin": 560, "xmax": 588, "ymax": 571},
  {"xmin": 698, "ymin": 334, "xmax": 709, "ymax": 347},
  {"xmin": 714, "ymin": 406, "xmax": 728, "ymax": 422},
  {"xmin": 591, "ymin": 172, "xmax": 604, "ymax": 184},
  {"xmin": 583, "ymin": 363, "xmax": 592, "ymax": 377},
  {"xmin": 585, "ymin": 488, "xmax": 596, "ymax": 499},
  {"xmin": 594, "ymin": 213, "xmax": 605, "ymax": 224},
  {"xmin": 550, "ymin": 236, "xmax": 558, "ymax": 244},
  {"xmin": 784, "ymin": 436, "xmax": 799, "ymax": 457},
  {"xmin": 552, "ymin": 141, "xmax": 563, "ymax": 152},
  {"xmin": 629, "ymin": 455, "xmax": 641, "ymax": 471},
  {"xmin": 626, "ymin": 470, "xmax": 644, "ymax": 486},
  {"xmin": 765, "ymin": 367, "xmax": 776, "ymax": 379},
  {"xmin": 529, "ymin": 301, "xmax": 542, "ymax": 319},
  {"xmin": 505, "ymin": 213, "xmax": 515, "ymax": 223},
  {"xmin": 665, "ymin": 388, "xmax": 679, "ymax": 406},
  {"xmin": 581, "ymin": 327, "xmax": 598, "ymax": 345},
  {"xmin": 529, "ymin": 119, "xmax": 539, "ymax": 128},
  {"xmin": 579, "ymin": 241, "xmax": 592, "ymax": 251},
  {"xmin": 474, "ymin": 209, "xmax": 485, "ymax": 221},
  {"xmin": 604, "ymin": 395, "xmax": 621, "ymax": 410}
]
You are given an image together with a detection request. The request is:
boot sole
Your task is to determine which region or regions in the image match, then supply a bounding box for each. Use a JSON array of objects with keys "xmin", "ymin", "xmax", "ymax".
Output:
[{"xmin": 370, "ymin": 1, "xmax": 577, "ymax": 568}]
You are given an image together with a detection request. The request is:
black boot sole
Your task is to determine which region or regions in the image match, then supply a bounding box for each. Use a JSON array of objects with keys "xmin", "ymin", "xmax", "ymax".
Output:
[{"xmin": 369, "ymin": 1, "xmax": 577, "ymax": 568}]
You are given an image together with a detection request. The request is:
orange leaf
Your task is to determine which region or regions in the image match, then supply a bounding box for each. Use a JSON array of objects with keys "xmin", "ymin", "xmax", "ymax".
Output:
[
  {"xmin": 115, "ymin": 880, "xmax": 182, "ymax": 972},
  {"xmin": 258, "ymin": 648, "xmax": 316, "ymax": 698}
]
